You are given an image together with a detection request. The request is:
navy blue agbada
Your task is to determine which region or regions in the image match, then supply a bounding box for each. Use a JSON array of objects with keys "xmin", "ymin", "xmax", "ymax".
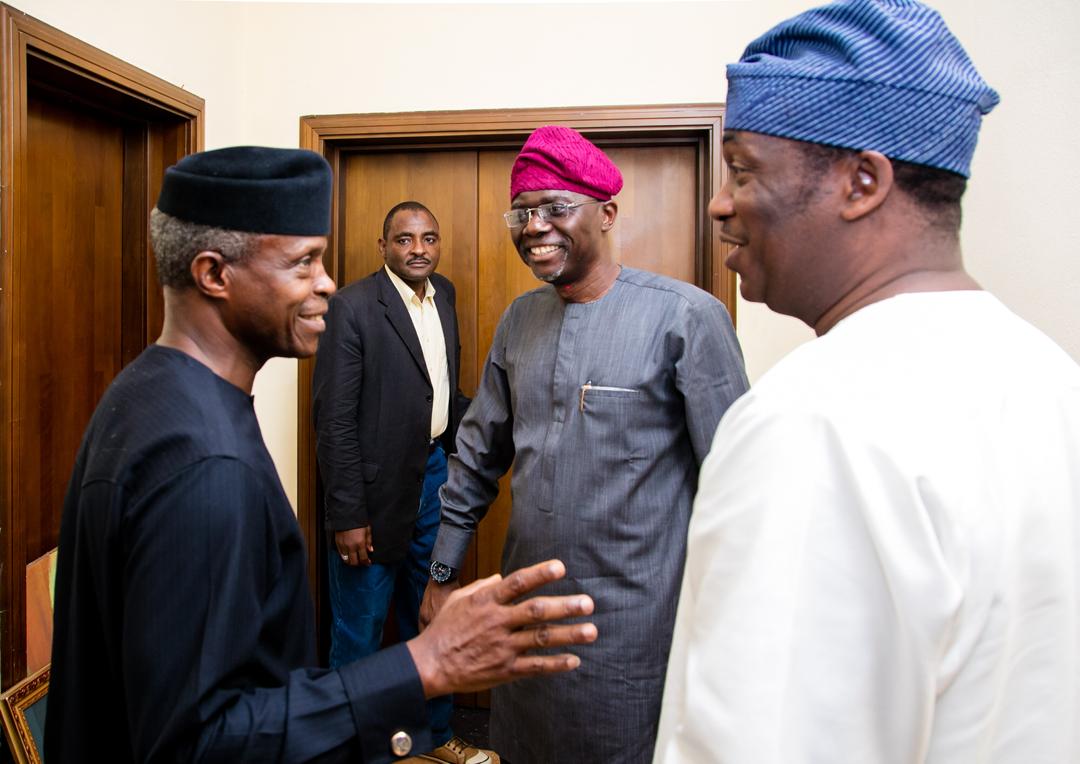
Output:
[{"xmin": 46, "ymin": 345, "xmax": 429, "ymax": 763}]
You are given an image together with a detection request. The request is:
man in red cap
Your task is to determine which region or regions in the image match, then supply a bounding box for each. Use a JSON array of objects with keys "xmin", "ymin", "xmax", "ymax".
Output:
[{"xmin": 421, "ymin": 126, "xmax": 749, "ymax": 762}]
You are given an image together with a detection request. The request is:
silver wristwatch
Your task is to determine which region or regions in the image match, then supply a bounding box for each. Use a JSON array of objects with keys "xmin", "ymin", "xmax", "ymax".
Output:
[{"xmin": 429, "ymin": 560, "xmax": 457, "ymax": 583}]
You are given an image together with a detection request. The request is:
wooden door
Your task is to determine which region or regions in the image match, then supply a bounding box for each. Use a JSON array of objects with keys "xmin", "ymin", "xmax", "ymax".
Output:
[
  {"xmin": 0, "ymin": 5, "xmax": 203, "ymax": 687},
  {"xmin": 471, "ymin": 145, "xmax": 702, "ymax": 580},
  {"xmin": 332, "ymin": 142, "xmax": 702, "ymax": 585},
  {"xmin": 340, "ymin": 151, "xmax": 480, "ymax": 393},
  {"xmin": 17, "ymin": 94, "xmax": 126, "ymax": 553},
  {"xmin": 299, "ymin": 106, "xmax": 732, "ymax": 673}
]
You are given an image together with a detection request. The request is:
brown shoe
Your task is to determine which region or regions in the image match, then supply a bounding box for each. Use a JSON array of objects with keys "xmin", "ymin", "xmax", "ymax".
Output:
[{"xmin": 406, "ymin": 735, "xmax": 500, "ymax": 764}]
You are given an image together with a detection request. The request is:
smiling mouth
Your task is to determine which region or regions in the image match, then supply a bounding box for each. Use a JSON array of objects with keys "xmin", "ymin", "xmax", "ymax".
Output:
[{"xmin": 525, "ymin": 244, "xmax": 565, "ymax": 260}]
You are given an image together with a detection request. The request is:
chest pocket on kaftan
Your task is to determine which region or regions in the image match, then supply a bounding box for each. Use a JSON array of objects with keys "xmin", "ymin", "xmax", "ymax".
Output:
[{"xmin": 563, "ymin": 383, "xmax": 646, "ymax": 520}]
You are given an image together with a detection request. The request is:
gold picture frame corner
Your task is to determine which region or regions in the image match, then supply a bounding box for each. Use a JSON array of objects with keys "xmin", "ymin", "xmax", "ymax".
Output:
[{"xmin": 0, "ymin": 664, "xmax": 49, "ymax": 764}]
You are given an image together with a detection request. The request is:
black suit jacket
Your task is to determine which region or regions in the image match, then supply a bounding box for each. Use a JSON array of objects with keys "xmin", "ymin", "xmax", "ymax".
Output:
[{"xmin": 311, "ymin": 268, "xmax": 470, "ymax": 564}]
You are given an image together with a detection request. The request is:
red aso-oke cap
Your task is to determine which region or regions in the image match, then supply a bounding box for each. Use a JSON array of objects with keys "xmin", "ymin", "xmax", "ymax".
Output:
[{"xmin": 510, "ymin": 125, "xmax": 623, "ymax": 201}]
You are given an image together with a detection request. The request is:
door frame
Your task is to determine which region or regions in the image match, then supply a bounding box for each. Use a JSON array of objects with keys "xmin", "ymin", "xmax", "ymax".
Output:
[
  {"xmin": 0, "ymin": 3, "xmax": 203, "ymax": 688},
  {"xmin": 297, "ymin": 104, "xmax": 731, "ymax": 640}
]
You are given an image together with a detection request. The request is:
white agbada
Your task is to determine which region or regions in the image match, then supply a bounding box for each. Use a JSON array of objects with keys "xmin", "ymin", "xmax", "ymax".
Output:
[{"xmin": 654, "ymin": 291, "xmax": 1080, "ymax": 763}]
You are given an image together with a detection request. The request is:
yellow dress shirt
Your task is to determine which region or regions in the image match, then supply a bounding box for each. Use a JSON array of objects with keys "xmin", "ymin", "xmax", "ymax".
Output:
[{"xmin": 384, "ymin": 265, "xmax": 450, "ymax": 440}]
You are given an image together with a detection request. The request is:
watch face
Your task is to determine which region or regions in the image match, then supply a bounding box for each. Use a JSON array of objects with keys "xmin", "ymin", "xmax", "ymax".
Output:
[{"xmin": 430, "ymin": 561, "xmax": 453, "ymax": 583}]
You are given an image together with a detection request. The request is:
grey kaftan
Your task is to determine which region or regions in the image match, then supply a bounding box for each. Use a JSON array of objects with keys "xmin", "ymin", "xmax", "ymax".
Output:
[{"xmin": 433, "ymin": 267, "xmax": 749, "ymax": 763}]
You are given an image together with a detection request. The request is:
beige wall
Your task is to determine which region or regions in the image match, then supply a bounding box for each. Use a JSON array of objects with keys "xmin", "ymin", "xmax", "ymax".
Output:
[{"xmin": 17, "ymin": 0, "xmax": 1080, "ymax": 507}]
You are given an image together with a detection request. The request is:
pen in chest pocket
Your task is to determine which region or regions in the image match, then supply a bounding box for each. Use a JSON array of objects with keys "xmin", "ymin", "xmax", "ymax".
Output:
[{"xmin": 579, "ymin": 380, "xmax": 639, "ymax": 412}]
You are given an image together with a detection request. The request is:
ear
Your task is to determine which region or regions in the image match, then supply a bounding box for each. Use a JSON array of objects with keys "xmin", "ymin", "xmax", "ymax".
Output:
[
  {"xmin": 841, "ymin": 151, "xmax": 894, "ymax": 222},
  {"xmin": 600, "ymin": 200, "xmax": 618, "ymax": 232},
  {"xmin": 377, "ymin": 237, "xmax": 387, "ymax": 260},
  {"xmin": 190, "ymin": 250, "xmax": 229, "ymax": 300}
]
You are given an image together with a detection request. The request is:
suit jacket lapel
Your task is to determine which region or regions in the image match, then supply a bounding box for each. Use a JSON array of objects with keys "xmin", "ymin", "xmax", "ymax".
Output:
[{"xmin": 376, "ymin": 269, "xmax": 430, "ymax": 384}]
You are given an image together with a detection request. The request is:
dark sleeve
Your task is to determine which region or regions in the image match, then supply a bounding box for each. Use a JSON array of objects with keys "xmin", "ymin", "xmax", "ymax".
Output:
[
  {"xmin": 432, "ymin": 316, "xmax": 515, "ymax": 569},
  {"xmin": 675, "ymin": 298, "xmax": 750, "ymax": 465},
  {"xmin": 121, "ymin": 459, "xmax": 431, "ymax": 763},
  {"xmin": 312, "ymin": 295, "xmax": 370, "ymax": 530}
]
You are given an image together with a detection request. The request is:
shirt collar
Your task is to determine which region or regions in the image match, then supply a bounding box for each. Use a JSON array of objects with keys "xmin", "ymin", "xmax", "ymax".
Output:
[{"xmin": 384, "ymin": 264, "xmax": 435, "ymax": 304}]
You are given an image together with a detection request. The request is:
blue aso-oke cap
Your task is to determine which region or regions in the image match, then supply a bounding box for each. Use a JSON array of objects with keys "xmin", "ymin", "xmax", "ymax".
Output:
[{"xmin": 725, "ymin": 0, "xmax": 999, "ymax": 177}]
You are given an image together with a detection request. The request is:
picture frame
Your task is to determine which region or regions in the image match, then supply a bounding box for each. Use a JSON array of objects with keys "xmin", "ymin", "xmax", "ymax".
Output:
[{"xmin": 0, "ymin": 665, "xmax": 49, "ymax": 764}]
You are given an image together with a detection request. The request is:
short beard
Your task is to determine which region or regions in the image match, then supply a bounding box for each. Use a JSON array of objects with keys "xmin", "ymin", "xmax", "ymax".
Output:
[
  {"xmin": 539, "ymin": 262, "xmax": 566, "ymax": 283},
  {"xmin": 526, "ymin": 247, "xmax": 569, "ymax": 283}
]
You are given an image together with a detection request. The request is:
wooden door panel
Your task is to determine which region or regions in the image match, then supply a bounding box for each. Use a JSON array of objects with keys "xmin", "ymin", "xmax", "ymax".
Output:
[
  {"xmin": 606, "ymin": 145, "xmax": 698, "ymax": 282},
  {"xmin": 300, "ymin": 107, "xmax": 729, "ymax": 677},
  {"xmin": 474, "ymin": 150, "xmax": 534, "ymax": 578},
  {"xmin": 341, "ymin": 151, "xmax": 480, "ymax": 393},
  {"xmin": 16, "ymin": 94, "xmax": 125, "ymax": 562}
]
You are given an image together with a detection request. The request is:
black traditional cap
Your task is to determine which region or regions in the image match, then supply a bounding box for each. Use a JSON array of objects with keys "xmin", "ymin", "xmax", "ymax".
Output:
[{"xmin": 156, "ymin": 146, "xmax": 333, "ymax": 235}]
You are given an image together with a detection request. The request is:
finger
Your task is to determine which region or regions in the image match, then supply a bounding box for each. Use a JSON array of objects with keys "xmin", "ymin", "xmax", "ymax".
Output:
[
  {"xmin": 507, "ymin": 653, "xmax": 584, "ymax": 678},
  {"xmin": 505, "ymin": 594, "xmax": 595, "ymax": 630},
  {"xmin": 507, "ymin": 622, "xmax": 598, "ymax": 651},
  {"xmin": 494, "ymin": 560, "xmax": 567, "ymax": 604}
]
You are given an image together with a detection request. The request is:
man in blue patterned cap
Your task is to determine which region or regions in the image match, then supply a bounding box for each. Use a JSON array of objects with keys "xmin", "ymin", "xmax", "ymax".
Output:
[
  {"xmin": 655, "ymin": 1, "xmax": 1080, "ymax": 762},
  {"xmin": 46, "ymin": 146, "xmax": 598, "ymax": 764}
]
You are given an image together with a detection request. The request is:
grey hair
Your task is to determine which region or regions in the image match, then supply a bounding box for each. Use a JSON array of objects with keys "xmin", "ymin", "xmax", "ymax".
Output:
[{"xmin": 149, "ymin": 208, "xmax": 261, "ymax": 288}]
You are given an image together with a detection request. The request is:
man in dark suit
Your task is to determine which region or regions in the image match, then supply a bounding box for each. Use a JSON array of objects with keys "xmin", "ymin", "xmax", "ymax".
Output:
[{"xmin": 313, "ymin": 201, "xmax": 489, "ymax": 764}]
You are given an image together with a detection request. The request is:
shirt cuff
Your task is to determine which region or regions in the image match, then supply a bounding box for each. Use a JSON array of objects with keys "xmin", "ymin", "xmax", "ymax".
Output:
[
  {"xmin": 431, "ymin": 524, "xmax": 474, "ymax": 570},
  {"xmin": 337, "ymin": 642, "xmax": 433, "ymax": 762}
]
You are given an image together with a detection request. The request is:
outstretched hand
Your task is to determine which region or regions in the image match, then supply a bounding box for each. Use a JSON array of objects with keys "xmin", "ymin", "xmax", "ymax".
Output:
[{"xmin": 406, "ymin": 559, "xmax": 597, "ymax": 698}]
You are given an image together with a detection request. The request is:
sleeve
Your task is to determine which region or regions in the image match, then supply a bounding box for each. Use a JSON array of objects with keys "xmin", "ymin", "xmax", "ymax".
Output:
[
  {"xmin": 122, "ymin": 459, "xmax": 431, "ymax": 763},
  {"xmin": 674, "ymin": 297, "xmax": 749, "ymax": 465},
  {"xmin": 431, "ymin": 315, "xmax": 516, "ymax": 569},
  {"xmin": 311, "ymin": 295, "xmax": 370, "ymax": 530},
  {"xmin": 653, "ymin": 407, "xmax": 959, "ymax": 764}
]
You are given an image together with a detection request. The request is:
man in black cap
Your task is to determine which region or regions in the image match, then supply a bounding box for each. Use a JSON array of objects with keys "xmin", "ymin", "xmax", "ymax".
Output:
[{"xmin": 45, "ymin": 146, "xmax": 597, "ymax": 764}]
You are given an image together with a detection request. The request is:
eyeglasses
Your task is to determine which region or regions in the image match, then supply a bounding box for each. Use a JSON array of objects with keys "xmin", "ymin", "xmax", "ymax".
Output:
[{"xmin": 502, "ymin": 199, "xmax": 607, "ymax": 229}]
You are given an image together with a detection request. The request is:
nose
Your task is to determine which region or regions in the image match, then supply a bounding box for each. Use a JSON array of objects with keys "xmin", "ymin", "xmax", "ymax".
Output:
[
  {"xmin": 314, "ymin": 260, "xmax": 336, "ymax": 298},
  {"xmin": 708, "ymin": 181, "xmax": 734, "ymax": 222},
  {"xmin": 522, "ymin": 209, "xmax": 553, "ymax": 238}
]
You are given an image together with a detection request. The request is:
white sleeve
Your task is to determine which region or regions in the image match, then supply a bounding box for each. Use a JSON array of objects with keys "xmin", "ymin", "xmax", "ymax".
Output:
[{"xmin": 654, "ymin": 405, "xmax": 961, "ymax": 764}]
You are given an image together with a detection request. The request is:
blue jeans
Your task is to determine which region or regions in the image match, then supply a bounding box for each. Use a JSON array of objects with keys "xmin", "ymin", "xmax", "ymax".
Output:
[{"xmin": 327, "ymin": 443, "xmax": 452, "ymax": 745}]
